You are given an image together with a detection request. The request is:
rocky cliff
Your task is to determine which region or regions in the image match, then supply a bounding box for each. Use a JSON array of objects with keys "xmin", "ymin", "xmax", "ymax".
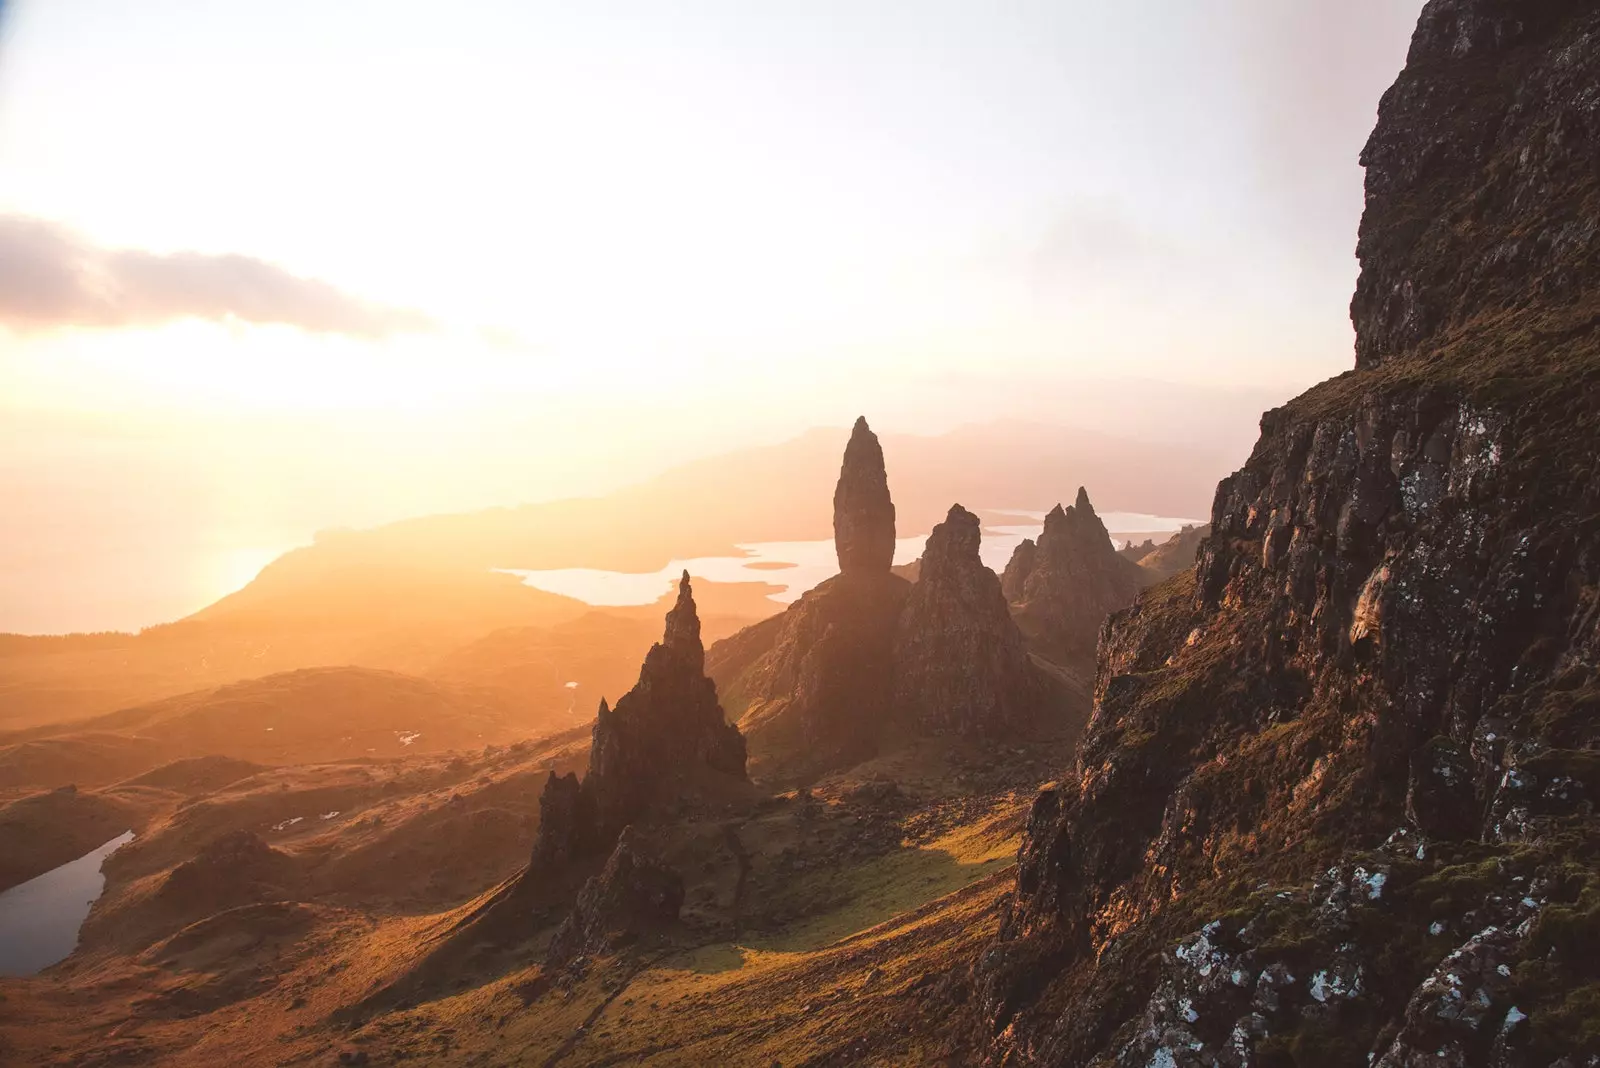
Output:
[
  {"xmin": 1004, "ymin": 488, "xmax": 1148, "ymax": 672},
  {"xmin": 893, "ymin": 505, "xmax": 1055, "ymax": 738},
  {"xmin": 975, "ymin": 2, "xmax": 1600, "ymax": 1065},
  {"xmin": 531, "ymin": 573, "xmax": 747, "ymax": 866}
]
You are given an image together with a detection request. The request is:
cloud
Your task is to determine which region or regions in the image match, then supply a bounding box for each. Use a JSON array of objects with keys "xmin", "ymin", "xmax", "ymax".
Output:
[{"xmin": 0, "ymin": 214, "xmax": 430, "ymax": 337}]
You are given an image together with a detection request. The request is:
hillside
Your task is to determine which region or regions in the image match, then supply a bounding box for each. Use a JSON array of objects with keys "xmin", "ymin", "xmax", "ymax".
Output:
[
  {"xmin": 972, "ymin": 2, "xmax": 1600, "ymax": 1063},
  {"xmin": 0, "ymin": 666, "xmax": 556, "ymax": 793}
]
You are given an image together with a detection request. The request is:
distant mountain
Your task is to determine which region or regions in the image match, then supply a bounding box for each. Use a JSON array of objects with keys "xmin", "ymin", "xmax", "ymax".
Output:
[{"xmin": 195, "ymin": 419, "xmax": 1231, "ymax": 598}]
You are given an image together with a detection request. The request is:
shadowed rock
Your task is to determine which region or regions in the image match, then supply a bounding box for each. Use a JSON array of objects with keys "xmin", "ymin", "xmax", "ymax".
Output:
[
  {"xmin": 530, "ymin": 573, "xmax": 746, "ymax": 867},
  {"xmin": 1004, "ymin": 487, "xmax": 1146, "ymax": 669},
  {"xmin": 529, "ymin": 770, "xmax": 593, "ymax": 869},
  {"xmin": 1000, "ymin": 538, "xmax": 1038, "ymax": 601},
  {"xmin": 833, "ymin": 416, "xmax": 896, "ymax": 575},
  {"xmin": 545, "ymin": 826, "xmax": 684, "ymax": 970},
  {"xmin": 893, "ymin": 505, "xmax": 1055, "ymax": 737},
  {"xmin": 976, "ymin": 4, "xmax": 1600, "ymax": 1061},
  {"xmin": 710, "ymin": 427, "xmax": 1086, "ymax": 779}
]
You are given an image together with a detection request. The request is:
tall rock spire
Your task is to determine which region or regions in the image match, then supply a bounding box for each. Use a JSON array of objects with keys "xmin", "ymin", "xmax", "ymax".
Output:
[
  {"xmin": 660, "ymin": 570, "xmax": 704, "ymax": 674},
  {"xmin": 833, "ymin": 417, "xmax": 896, "ymax": 575},
  {"xmin": 530, "ymin": 573, "xmax": 746, "ymax": 868},
  {"xmin": 1003, "ymin": 486, "xmax": 1145, "ymax": 670}
]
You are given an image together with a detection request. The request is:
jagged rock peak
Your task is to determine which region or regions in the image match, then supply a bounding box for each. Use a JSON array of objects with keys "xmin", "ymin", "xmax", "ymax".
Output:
[
  {"xmin": 833, "ymin": 416, "xmax": 896, "ymax": 575},
  {"xmin": 529, "ymin": 573, "xmax": 746, "ymax": 870},
  {"xmin": 1008, "ymin": 485, "xmax": 1144, "ymax": 668},
  {"xmin": 1044, "ymin": 487, "xmax": 1111, "ymax": 547},
  {"xmin": 894, "ymin": 502, "xmax": 1051, "ymax": 737},
  {"xmin": 660, "ymin": 570, "xmax": 704, "ymax": 672},
  {"xmin": 919, "ymin": 504, "xmax": 982, "ymax": 582}
]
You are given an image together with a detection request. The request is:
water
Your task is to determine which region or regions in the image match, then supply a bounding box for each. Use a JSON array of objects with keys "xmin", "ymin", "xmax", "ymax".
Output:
[
  {"xmin": 0, "ymin": 830, "xmax": 134, "ymax": 976},
  {"xmin": 504, "ymin": 510, "xmax": 1204, "ymax": 608}
]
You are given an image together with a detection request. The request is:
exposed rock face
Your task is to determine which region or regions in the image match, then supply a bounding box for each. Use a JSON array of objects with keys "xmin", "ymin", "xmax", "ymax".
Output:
[
  {"xmin": 893, "ymin": 505, "xmax": 1053, "ymax": 737},
  {"xmin": 1351, "ymin": 0, "xmax": 1600, "ymax": 371},
  {"xmin": 529, "ymin": 771, "xmax": 593, "ymax": 869},
  {"xmin": 1405, "ymin": 736, "xmax": 1478, "ymax": 840},
  {"xmin": 531, "ymin": 574, "xmax": 746, "ymax": 866},
  {"xmin": 833, "ymin": 416, "xmax": 896, "ymax": 575},
  {"xmin": 722, "ymin": 570, "xmax": 909, "ymax": 777},
  {"xmin": 1004, "ymin": 487, "xmax": 1146, "ymax": 670},
  {"xmin": 976, "ymin": 4, "xmax": 1600, "ymax": 1065},
  {"xmin": 545, "ymin": 827, "xmax": 684, "ymax": 969}
]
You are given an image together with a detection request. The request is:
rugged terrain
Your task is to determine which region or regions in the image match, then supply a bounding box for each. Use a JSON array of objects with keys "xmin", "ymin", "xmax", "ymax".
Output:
[
  {"xmin": 5, "ymin": 2, "xmax": 1596, "ymax": 1065},
  {"xmin": 971, "ymin": 2, "xmax": 1600, "ymax": 1064},
  {"xmin": 711, "ymin": 420, "xmax": 1080, "ymax": 782}
]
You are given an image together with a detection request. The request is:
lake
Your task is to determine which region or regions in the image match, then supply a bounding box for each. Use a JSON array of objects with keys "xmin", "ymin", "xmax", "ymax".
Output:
[
  {"xmin": 504, "ymin": 510, "xmax": 1203, "ymax": 607},
  {"xmin": 0, "ymin": 831, "xmax": 134, "ymax": 977}
]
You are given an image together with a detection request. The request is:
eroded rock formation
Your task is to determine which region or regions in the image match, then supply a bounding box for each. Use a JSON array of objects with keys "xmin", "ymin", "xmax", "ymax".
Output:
[
  {"xmin": 893, "ymin": 505, "xmax": 1053, "ymax": 738},
  {"xmin": 1003, "ymin": 487, "xmax": 1146, "ymax": 670},
  {"xmin": 975, "ymin": 3, "xmax": 1600, "ymax": 1063},
  {"xmin": 833, "ymin": 416, "xmax": 897, "ymax": 575},
  {"xmin": 531, "ymin": 573, "xmax": 746, "ymax": 866},
  {"xmin": 712, "ymin": 420, "xmax": 1069, "ymax": 778}
]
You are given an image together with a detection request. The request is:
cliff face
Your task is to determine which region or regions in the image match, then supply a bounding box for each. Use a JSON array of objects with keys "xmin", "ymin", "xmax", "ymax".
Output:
[
  {"xmin": 1351, "ymin": 0, "xmax": 1599, "ymax": 371},
  {"xmin": 1005, "ymin": 488, "xmax": 1147, "ymax": 671},
  {"xmin": 976, "ymin": 3, "xmax": 1600, "ymax": 1065},
  {"xmin": 531, "ymin": 574, "xmax": 747, "ymax": 867}
]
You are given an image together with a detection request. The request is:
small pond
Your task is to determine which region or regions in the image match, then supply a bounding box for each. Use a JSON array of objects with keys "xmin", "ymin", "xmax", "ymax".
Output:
[{"xmin": 0, "ymin": 830, "xmax": 134, "ymax": 977}]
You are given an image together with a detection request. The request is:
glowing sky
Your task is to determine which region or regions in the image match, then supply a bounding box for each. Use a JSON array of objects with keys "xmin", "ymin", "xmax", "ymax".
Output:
[{"xmin": 0, "ymin": 0, "xmax": 1427, "ymax": 631}]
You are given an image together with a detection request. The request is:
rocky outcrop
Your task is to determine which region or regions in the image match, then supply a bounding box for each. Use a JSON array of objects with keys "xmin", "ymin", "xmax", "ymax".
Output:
[
  {"xmin": 1135, "ymin": 523, "xmax": 1210, "ymax": 580},
  {"xmin": 530, "ymin": 574, "xmax": 747, "ymax": 866},
  {"xmin": 158, "ymin": 831, "xmax": 298, "ymax": 912},
  {"xmin": 975, "ymin": 3, "xmax": 1600, "ymax": 1065},
  {"xmin": 893, "ymin": 505, "xmax": 1054, "ymax": 738},
  {"xmin": 712, "ymin": 421, "xmax": 1073, "ymax": 779},
  {"xmin": 1004, "ymin": 487, "xmax": 1146, "ymax": 670},
  {"xmin": 545, "ymin": 827, "xmax": 684, "ymax": 969},
  {"xmin": 834, "ymin": 416, "xmax": 897, "ymax": 575},
  {"xmin": 722, "ymin": 568, "xmax": 909, "ymax": 777}
]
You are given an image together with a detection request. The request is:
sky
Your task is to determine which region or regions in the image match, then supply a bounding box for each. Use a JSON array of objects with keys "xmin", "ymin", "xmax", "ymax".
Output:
[{"xmin": 0, "ymin": 0, "xmax": 1426, "ymax": 632}]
